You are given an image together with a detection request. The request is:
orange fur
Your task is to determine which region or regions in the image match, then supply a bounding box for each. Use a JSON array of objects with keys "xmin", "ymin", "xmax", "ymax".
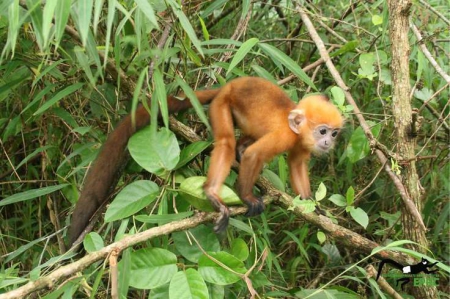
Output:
[
  {"xmin": 69, "ymin": 76, "xmax": 344, "ymax": 244},
  {"xmin": 203, "ymin": 77, "xmax": 344, "ymax": 232}
]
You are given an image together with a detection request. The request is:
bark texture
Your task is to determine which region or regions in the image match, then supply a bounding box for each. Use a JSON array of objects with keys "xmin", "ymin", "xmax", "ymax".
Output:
[{"xmin": 387, "ymin": 0, "xmax": 438, "ymax": 297}]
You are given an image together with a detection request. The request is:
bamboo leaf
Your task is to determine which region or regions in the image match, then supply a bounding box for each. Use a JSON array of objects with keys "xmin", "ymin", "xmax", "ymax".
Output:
[
  {"xmin": 34, "ymin": 83, "xmax": 84, "ymax": 116},
  {"xmin": 227, "ymin": 38, "xmax": 259, "ymax": 76},
  {"xmin": 153, "ymin": 69, "xmax": 168, "ymax": 128},
  {"xmin": 54, "ymin": 0, "xmax": 71, "ymax": 48},
  {"xmin": 42, "ymin": 0, "xmax": 57, "ymax": 46},
  {"xmin": 175, "ymin": 77, "xmax": 211, "ymax": 132},
  {"xmin": 0, "ymin": 184, "xmax": 69, "ymax": 207},
  {"xmin": 75, "ymin": 0, "xmax": 93, "ymax": 46},
  {"xmin": 259, "ymin": 43, "xmax": 317, "ymax": 90},
  {"xmin": 168, "ymin": 0, "xmax": 204, "ymax": 57},
  {"xmin": 135, "ymin": 0, "xmax": 159, "ymax": 29}
]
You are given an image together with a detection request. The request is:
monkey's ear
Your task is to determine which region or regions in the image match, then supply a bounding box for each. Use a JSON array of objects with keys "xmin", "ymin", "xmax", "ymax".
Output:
[{"xmin": 288, "ymin": 109, "xmax": 306, "ymax": 134}]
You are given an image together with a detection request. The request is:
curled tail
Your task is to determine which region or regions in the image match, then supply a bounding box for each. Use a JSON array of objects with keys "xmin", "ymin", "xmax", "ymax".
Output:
[
  {"xmin": 376, "ymin": 259, "xmax": 404, "ymax": 281},
  {"xmin": 68, "ymin": 88, "xmax": 220, "ymax": 245}
]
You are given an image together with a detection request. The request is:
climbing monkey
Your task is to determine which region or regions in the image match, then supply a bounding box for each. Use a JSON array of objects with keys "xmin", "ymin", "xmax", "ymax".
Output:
[{"xmin": 69, "ymin": 77, "xmax": 344, "ymax": 244}]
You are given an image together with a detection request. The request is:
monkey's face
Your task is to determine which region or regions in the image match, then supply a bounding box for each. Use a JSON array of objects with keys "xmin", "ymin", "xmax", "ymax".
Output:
[{"xmin": 312, "ymin": 125, "xmax": 340, "ymax": 153}]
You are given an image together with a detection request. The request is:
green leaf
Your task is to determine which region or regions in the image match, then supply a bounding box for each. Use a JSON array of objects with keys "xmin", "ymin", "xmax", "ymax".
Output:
[
  {"xmin": 135, "ymin": 211, "xmax": 193, "ymax": 225},
  {"xmin": 330, "ymin": 86, "xmax": 346, "ymax": 107},
  {"xmin": 42, "ymin": 0, "xmax": 57, "ymax": 46},
  {"xmin": 328, "ymin": 194, "xmax": 346, "ymax": 207},
  {"xmin": 346, "ymin": 186, "xmax": 355, "ymax": 206},
  {"xmin": 198, "ymin": 251, "xmax": 246, "ymax": 285},
  {"xmin": 153, "ymin": 68, "xmax": 168, "ymax": 127},
  {"xmin": 103, "ymin": 0, "xmax": 116, "ymax": 68},
  {"xmin": 358, "ymin": 52, "xmax": 377, "ymax": 80},
  {"xmin": 15, "ymin": 145, "xmax": 53, "ymax": 169},
  {"xmin": 33, "ymin": 83, "xmax": 84, "ymax": 116},
  {"xmin": 346, "ymin": 126, "xmax": 370, "ymax": 163},
  {"xmin": 315, "ymin": 182, "xmax": 327, "ymax": 201},
  {"xmin": 227, "ymin": 38, "xmax": 259, "ymax": 76},
  {"xmin": 104, "ymin": 180, "xmax": 159, "ymax": 222},
  {"xmin": 372, "ymin": 14, "xmax": 383, "ymax": 26},
  {"xmin": 317, "ymin": 231, "xmax": 326, "ymax": 244},
  {"xmin": 176, "ymin": 141, "xmax": 211, "ymax": 169},
  {"xmin": 261, "ymin": 169, "xmax": 285, "ymax": 192},
  {"xmin": 83, "ymin": 232, "xmax": 104, "ymax": 253},
  {"xmin": 173, "ymin": 225, "xmax": 220, "ymax": 263},
  {"xmin": 178, "ymin": 176, "xmax": 242, "ymax": 212},
  {"xmin": 198, "ymin": 15, "xmax": 209, "ymax": 41},
  {"xmin": 349, "ymin": 206, "xmax": 369, "ymax": 229},
  {"xmin": 135, "ymin": 0, "xmax": 159, "ymax": 29},
  {"xmin": 175, "ymin": 77, "xmax": 211, "ymax": 131},
  {"xmin": 168, "ymin": 0, "xmax": 204, "ymax": 57},
  {"xmin": 259, "ymin": 43, "xmax": 317, "ymax": 90},
  {"xmin": 329, "ymin": 40, "xmax": 358, "ymax": 58},
  {"xmin": 289, "ymin": 197, "xmax": 316, "ymax": 213},
  {"xmin": 230, "ymin": 238, "xmax": 249, "ymax": 262},
  {"xmin": 0, "ymin": 184, "xmax": 68, "ymax": 207},
  {"xmin": 118, "ymin": 249, "xmax": 131, "ymax": 297},
  {"xmin": 31, "ymin": 60, "xmax": 65, "ymax": 87},
  {"xmin": 75, "ymin": 0, "xmax": 93, "ymax": 46},
  {"xmin": 74, "ymin": 47, "xmax": 95, "ymax": 85},
  {"xmin": 129, "ymin": 248, "xmax": 177, "ymax": 289},
  {"xmin": 54, "ymin": 0, "xmax": 71, "ymax": 49},
  {"xmin": 4, "ymin": 0, "xmax": 20, "ymax": 57},
  {"xmin": 26, "ymin": 0, "xmax": 45, "ymax": 50},
  {"xmin": 128, "ymin": 127, "xmax": 180, "ymax": 177},
  {"xmin": 169, "ymin": 269, "xmax": 209, "ymax": 299}
]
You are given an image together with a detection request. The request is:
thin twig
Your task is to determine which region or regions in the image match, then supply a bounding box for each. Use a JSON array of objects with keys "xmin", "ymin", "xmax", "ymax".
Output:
[
  {"xmin": 410, "ymin": 22, "xmax": 450, "ymax": 84},
  {"xmin": 417, "ymin": 0, "xmax": 450, "ymax": 26}
]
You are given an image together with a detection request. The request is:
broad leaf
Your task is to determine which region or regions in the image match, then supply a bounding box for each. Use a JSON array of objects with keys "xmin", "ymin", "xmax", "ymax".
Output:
[
  {"xmin": 128, "ymin": 127, "xmax": 180, "ymax": 177},
  {"xmin": 173, "ymin": 225, "xmax": 220, "ymax": 263},
  {"xmin": 105, "ymin": 180, "xmax": 159, "ymax": 222},
  {"xmin": 349, "ymin": 206, "xmax": 369, "ymax": 229},
  {"xmin": 198, "ymin": 251, "xmax": 246, "ymax": 285},
  {"xmin": 169, "ymin": 269, "xmax": 209, "ymax": 299},
  {"xmin": 129, "ymin": 248, "xmax": 177, "ymax": 289},
  {"xmin": 178, "ymin": 176, "xmax": 242, "ymax": 212}
]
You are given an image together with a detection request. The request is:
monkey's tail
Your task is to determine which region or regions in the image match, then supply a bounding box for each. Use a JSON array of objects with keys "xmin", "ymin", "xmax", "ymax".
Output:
[
  {"xmin": 68, "ymin": 88, "xmax": 221, "ymax": 246},
  {"xmin": 376, "ymin": 259, "xmax": 404, "ymax": 281}
]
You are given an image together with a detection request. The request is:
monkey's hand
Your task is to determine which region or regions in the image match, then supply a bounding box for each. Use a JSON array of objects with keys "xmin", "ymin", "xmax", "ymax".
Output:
[{"xmin": 243, "ymin": 196, "xmax": 265, "ymax": 217}]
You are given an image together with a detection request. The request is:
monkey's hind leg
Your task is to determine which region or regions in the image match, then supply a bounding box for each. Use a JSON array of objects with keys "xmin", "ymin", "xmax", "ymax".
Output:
[
  {"xmin": 235, "ymin": 134, "xmax": 286, "ymax": 217},
  {"xmin": 204, "ymin": 93, "xmax": 236, "ymax": 233}
]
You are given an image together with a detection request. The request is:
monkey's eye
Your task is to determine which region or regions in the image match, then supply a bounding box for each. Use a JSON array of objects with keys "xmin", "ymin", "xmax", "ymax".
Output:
[
  {"xmin": 319, "ymin": 128, "xmax": 327, "ymax": 135},
  {"xmin": 331, "ymin": 130, "xmax": 339, "ymax": 138}
]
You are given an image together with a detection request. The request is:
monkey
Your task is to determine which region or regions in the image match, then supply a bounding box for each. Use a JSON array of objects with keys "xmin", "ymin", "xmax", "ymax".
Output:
[
  {"xmin": 68, "ymin": 76, "xmax": 344, "ymax": 245},
  {"xmin": 376, "ymin": 258, "xmax": 439, "ymax": 290},
  {"xmin": 202, "ymin": 77, "xmax": 344, "ymax": 232}
]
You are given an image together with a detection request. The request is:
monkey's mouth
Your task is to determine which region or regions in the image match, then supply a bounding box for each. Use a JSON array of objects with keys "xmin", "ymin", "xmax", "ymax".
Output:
[{"xmin": 314, "ymin": 145, "xmax": 331, "ymax": 153}]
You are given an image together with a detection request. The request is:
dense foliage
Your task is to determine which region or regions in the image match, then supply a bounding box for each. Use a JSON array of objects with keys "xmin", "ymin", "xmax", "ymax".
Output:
[{"xmin": 0, "ymin": 0, "xmax": 448, "ymax": 298}]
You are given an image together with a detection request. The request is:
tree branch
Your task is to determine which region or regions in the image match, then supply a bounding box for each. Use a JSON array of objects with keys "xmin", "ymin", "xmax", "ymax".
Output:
[{"xmin": 0, "ymin": 180, "xmax": 415, "ymax": 299}]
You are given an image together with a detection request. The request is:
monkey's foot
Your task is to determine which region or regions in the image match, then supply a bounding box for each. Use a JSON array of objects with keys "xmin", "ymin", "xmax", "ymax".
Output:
[
  {"xmin": 245, "ymin": 198, "xmax": 265, "ymax": 217},
  {"xmin": 213, "ymin": 205, "xmax": 230, "ymax": 233}
]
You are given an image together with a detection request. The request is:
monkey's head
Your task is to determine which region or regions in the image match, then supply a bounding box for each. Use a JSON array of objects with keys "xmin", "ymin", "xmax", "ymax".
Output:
[{"xmin": 288, "ymin": 95, "xmax": 344, "ymax": 153}]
